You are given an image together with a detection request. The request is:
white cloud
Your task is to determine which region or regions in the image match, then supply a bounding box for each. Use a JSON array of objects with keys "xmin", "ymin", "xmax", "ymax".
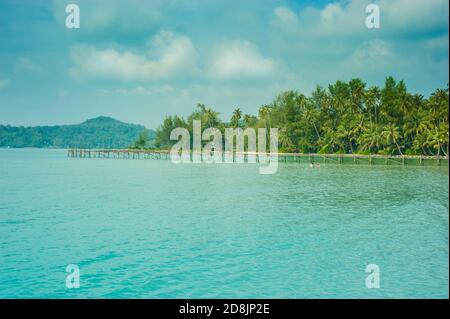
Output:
[
  {"xmin": 52, "ymin": 0, "xmax": 161, "ymax": 33},
  {"xmin": 207, "ymin": 40, "xmax": 278, "ymax": 80},
  {"xmin": 272, "ymin": 6, "xmax": 299, "ymax": 31},
  {"xmin": 344, "ymin": 39, "xmax": 392, "ymax": 68},
  {"xmin": 380, "ymin": 0, "xmax": 449, "ymax": 31},
  {"xmin": 69, "ymin": 31, "xmax": 199, "ymax": 81},
  {"xmin": 70, "ymin": 34, "xmax": 283, "ymax": 83},
  {"xmin": 16, "ymin": 58, "xmax": 42, "ymax": 73},
  {"xmin": 267, "ymin": 0, "xmax": 448, "ymax": 93},
  {"xmin": 271, "ymin": 2, "xmax": 369, "ymax": 40},
  {"xmin": 321, "ymin": 3, "xmax": 344, "ymax": 23},
  {"xmin": 272, "ymin": 0, "xmax": 449, "ymax": 37},
  {"xmin": 0, "ymin": 78, "xmax": 10, "ymax": 89},
  {"xmin": 99, "ymin": 85, "xmax": 175, "ymax": 95}
]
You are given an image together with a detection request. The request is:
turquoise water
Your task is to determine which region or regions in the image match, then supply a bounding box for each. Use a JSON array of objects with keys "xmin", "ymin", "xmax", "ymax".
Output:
[{"xmin": 0, "ymin": 149, "xmax": 448, "ymax": 298}]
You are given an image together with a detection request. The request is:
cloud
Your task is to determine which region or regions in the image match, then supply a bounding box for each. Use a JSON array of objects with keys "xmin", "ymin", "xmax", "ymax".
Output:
[
  {"xmin": 70, "ymin": 32, "xmax": 283, "ymax": 83},
  {"xmin": 69, "ymin": 31, "xmax": 199, "ymax": 81},
  {"xmin": 321, "ymin": 3, "xmax": 344, "ymax": 23},
  {"xmin": 271, "ymin": 2, "xmax": 364, "ymax": 38},
  {"xmin": 0, "ymin": 78, "xmax": 11, "ymax": 89},
  {"xmin": 343, "ymin": 39, "xmax": 392, "ymax": 71},
  {"xmin": 423, "ymin": 34, "xmax": 449, "ymax": 51},
  {"xmin": 271, "ymin": 6, "xmax": 299, "ymax": 31},
  {"xmin": 267, "ymin": 0, "xmax": 448, "ymax": 93},
  {"xmin": 207, "ymin": 40, "xmax": 279, "ymax": 80},
  {"xmin": 15, "ymin": 58, "xmax": 42, "ymax": 73},
  {"xmin": 99, "ymin": 85, "xmax": 175, "ymax": 95},
  {"xmin": 52, "ymin": 0, "xmax": 161, "ymax": 33},
  {"xmin": 272, "ymin": 0, "xmax": 449, "ymax": 38},
  {"xmin": 380, "ymin": 0, "xmax": 449, "ymax": 32}
]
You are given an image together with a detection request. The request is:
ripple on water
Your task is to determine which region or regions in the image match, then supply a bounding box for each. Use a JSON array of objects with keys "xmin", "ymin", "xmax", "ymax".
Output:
[{"xmin": 0, "ymin": 149, "xmax": 448, "ymax": 298}]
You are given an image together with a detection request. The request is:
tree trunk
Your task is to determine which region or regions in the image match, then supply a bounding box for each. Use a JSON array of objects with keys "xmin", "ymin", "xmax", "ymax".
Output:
[
  {"xmin": 440, "ymin": 144, "xmax": 447, "ymax": 157},
  {"xmin": 312, "ymin": 122, "xmax": 321, "ymax": 140},
  {"xmin": 393, "ymin": 137, "xmax": 403, "ymax": 156}
]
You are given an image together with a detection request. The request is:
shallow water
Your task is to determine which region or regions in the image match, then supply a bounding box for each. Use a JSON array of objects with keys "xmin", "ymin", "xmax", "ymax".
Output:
[{"xmin": 0, "ymin": 149, "xmax": 448, "ymax": 298}]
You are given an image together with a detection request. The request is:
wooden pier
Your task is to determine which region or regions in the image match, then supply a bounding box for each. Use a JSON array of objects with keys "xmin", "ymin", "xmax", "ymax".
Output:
[
  {"xmin": 67, "ymin": 149, "xmax": 448, "ymax": 167},
  {"xmin": 67, "ymin": 149, "xmax": 171, "ymax": 160}
]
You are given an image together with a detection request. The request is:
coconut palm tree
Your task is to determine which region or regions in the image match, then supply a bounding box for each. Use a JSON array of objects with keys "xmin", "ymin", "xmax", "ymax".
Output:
[
  {"xmin": 230, "ymin": 108, "xmax": 242, "ymax": 128},
  {"xmin": 153, "ymin": 77, "xmax": 448, "ymax": 157},
  {"xmin": 258, "ymin": 105, "xmax": 271, "ymax": 130},
  {"xmin": 382, "ymin": 124, "xmax": 403, "ymax": 155},
  {"xmin": 358, "ymin": 124, "xmax": 384, "ymax": 153}
]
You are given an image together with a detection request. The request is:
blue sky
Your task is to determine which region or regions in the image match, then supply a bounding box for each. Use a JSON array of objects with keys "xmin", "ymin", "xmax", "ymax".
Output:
[{"xmin": 0, "ymin": 0, "xmax": 448, "ymax": 128}]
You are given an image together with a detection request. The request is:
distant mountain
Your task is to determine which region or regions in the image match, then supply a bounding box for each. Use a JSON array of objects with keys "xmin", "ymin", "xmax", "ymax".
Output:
[{"xmin": 0, "ymin": 116, "xmax": 155, "ymax": 149}]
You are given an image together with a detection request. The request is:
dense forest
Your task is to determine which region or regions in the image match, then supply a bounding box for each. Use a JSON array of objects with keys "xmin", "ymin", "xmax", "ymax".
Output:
[
  {"xmin": 0, "ymin": 116, "xmax": 155, "ymax": 149},
  {"xmin": 153, "ymin": 77, "xmax": 449, "ymax": 156}
]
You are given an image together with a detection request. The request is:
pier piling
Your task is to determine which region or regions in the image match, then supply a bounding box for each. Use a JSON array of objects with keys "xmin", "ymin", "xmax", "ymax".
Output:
[{"xmin": 67, "ymin": 149, "xmax": 448, "ymax": 167}]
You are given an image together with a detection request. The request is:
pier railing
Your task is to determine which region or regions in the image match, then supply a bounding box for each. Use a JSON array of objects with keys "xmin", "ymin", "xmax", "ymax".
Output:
[{"xmin": 67, "ymin": 149, "xmax": 448, "ymax": 166}]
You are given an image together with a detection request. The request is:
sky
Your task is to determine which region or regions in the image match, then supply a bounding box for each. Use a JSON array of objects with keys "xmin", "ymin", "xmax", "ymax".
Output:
[{"xmin": 0, "ymin": 0, "xmax": 448, "ymax": 128}]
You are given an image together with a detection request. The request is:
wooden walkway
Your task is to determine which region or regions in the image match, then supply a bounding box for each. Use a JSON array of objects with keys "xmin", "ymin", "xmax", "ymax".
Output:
[
  {"xmin": 68, "ymin": 149, "xmax": 171, "ymax": 160},
  {"xmin": 67, "ymin": 149, "xmax": 448, "ymax": 166}
]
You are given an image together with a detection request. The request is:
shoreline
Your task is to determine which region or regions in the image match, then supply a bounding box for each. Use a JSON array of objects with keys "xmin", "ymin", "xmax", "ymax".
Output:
[
  {"xmin": 66, "ymin": 148, "xmax": 449, "ymax": 166},
  {"xmin": 2, "ymin": 147, "xmax": 448, "ymax": 161}
]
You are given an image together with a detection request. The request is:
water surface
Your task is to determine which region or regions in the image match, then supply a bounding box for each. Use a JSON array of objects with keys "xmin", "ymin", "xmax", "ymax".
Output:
[{"xmin": 0, "ymin": 149, "xmax": 448, "ymax": 298}]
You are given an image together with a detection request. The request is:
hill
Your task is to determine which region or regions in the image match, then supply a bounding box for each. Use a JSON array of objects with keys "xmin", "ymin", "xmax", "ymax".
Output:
[{"xmin": 0, "ymin": 116, "xmax": 155, "ymax": 149}]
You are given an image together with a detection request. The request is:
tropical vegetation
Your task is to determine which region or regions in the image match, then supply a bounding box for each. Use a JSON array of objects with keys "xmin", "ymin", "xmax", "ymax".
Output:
[
  {"xmin": 153, "ymin": 77, "xmax": 449, "ymax": 156},
  {"xmin": 0, "ymin": 116, "xmax": 155, "ymax": 149}
]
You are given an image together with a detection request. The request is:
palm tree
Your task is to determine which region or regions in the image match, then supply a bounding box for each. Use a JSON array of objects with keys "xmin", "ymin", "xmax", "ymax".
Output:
[
  {"xmin": 349, "ymin": 78, "xmax": 366, "ymax": 113},
  {"xmin": 258, "ymin": 106, "xmax": 271, "ymax": 130},
  {"xmin": 152, "ymin": 78, "xmax": 448, "ymax": 157},
  {"xmin": 364, "ymin": 86, "xmax": 381, "ymax": 124},
  {"xmin": 382, "ymin": 124, "xmax": 403, "ymax": 155},
  {"xmin": 304, "ymin": 106, "xmax": 321, "ymax": 141},
  {"xmin": 204, "ymin": 108, "xmax": 220, "ymax": 128},
  {"xmin": 426, "ymin": 124, "xmax": 449, "ymax": 156},
  {"xmin": 279, "ymin": 127, "xmax": 294, "ymax": 152},
  {"xmin": 230, "ymin": 108, "xmax": 242, "ymax": 128},
  {"xmin": 297, "ymin": 94, "xmax": 308, "ymax": 111},
  {"xmin": 358, "ymin": 124, "xmax": 384, "ymax": 153},
  {"xmin": 243, "ymin": 114, "xmax": 257, "ymax": 128}
]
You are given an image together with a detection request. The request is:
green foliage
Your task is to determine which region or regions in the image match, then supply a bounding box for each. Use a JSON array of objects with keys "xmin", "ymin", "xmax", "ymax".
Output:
[
  {"xmin": 154, "ymin": 77, "xmax": 449, "ymax": 156},
  {"xmin": 230, "ymin": 108, "xmax": 243, "ymax": 128},
  {"xmin": 154, "ymin": 115, "xmax": 188, "ymax": 149},
  {"xmin": 131, "ymin": 128, "xmax": 151, "ymax": 149},
  {"xmin": 154, "ymin": 103, "xmax": 225, "ymax": 149},
  {"xmin": 0, "ymin": 116, "xmax": 155, "ymax": 149}
]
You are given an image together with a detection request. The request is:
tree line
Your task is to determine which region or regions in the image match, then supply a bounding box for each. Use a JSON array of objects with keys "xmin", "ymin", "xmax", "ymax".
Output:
[
  {"xmin": 0, "ymin": 116, "xmax": 153, "ymax": 149},
  {"xmin": 150, "ymin": 77, "xmax": 448, "ymax": 156}
]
